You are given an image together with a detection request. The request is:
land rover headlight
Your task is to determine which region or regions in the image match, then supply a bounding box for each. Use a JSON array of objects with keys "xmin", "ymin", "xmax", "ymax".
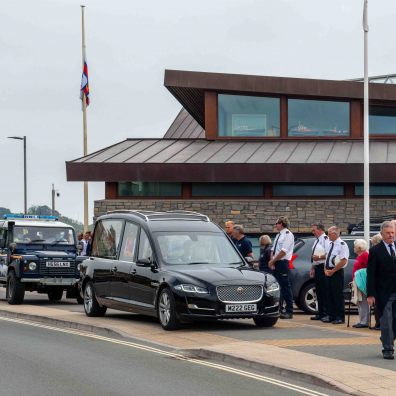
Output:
[
  {"xmin": 266, "ymin": 282, "xmax": 280, "ymax": 294},
  {"xmin": 28, "ymin": 262, "xmax": 37, "ymax": 271},
  {"xmin": 174, "ymin": 284, "xmax": 209, "ymax": 294}
]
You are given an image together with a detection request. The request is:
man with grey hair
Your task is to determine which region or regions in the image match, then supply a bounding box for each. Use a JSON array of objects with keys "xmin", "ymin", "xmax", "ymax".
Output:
[
  {"xmin": 323, "ymin": 226, "xmax": 349, "ymax": 324},
  {"xmin": 232, "ymin": 225, "xmax": 253, "ymax": 259},
  {"xmin": 367, "ymin": 220, "xmax": 396, "ymax": 359}
]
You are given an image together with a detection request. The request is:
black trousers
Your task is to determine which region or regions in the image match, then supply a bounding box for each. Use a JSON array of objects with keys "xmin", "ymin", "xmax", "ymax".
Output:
[
  {"xmin": 314, "ymin": 264, "xmax": 327, "ymax": 318},
  {"xmin": 274, "ymin": 259, "xmax": 293, "ymax": 314},
  {"xmin": 325, "ymin": 268, "xmax": 344, "ymax": 321},
  {"xmin": 380, "ymin": 293, "xmax": 396, "ymax": 352}
]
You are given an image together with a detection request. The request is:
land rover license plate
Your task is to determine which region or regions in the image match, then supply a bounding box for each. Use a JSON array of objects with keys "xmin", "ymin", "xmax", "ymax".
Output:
[
  {"xmin": 46, "ymin": 262, "xmax": 70, "ymax": 268},
  {"xmin": 225, "ymin": 304, "xmax": 257, "ymax": 313}
]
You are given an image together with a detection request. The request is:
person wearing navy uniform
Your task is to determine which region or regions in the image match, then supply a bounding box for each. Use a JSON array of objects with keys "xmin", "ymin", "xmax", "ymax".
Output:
[
  {"xmin": 367, "ymin": 221, "xmax": 396, "ymax": 360},
  {"xmin": 323, "ymin": 226, "xmax": 349, "ymax": 324},
  {"xmin": 310, "ymin": 223, "xmax": 330, "ymax": 321},
  {"xmin": 269, "ymin": 217, "xmax": 294, "ymax": 319},
  {"xmin": 233, "ymin": 225, "xmax": 253, "ymax": 259}
]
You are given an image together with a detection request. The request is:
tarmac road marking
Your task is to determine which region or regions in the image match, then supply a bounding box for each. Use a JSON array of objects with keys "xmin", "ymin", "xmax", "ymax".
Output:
[{"xmin": 0, "ymin": 315, "xmax": 329, "ymax": 396}]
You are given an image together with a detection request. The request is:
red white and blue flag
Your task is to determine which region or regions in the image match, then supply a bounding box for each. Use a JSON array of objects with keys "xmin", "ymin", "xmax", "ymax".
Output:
[{"xmin": 80, "ymin": 57, "xmax": 90, "ymax": 107}]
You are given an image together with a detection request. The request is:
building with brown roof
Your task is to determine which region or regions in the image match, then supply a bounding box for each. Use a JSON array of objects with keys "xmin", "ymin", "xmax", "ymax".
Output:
[{"xmin": 66, "ymin": 70, "xmax": 396, "ymax": 233}]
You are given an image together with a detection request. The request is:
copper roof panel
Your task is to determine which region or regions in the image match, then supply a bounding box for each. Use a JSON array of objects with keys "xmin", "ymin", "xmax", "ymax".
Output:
[
  {"xmin": 246, "ymin": 142, "xmax": 281, "ymax": 163},
  {"xmin": 107, "ymin": 140, "xmax": 158, "ymax": 163},
  {"xmin": 146, "ymin": 140, "xmax": 194, "ymax": 163},
  {"xmin": 266, "ymin": 142, "xmax": 299, "ymax": 163},
  {"xmin": 346, "ymin": 142, "xmax": 363, "ymax": 163},
  {"xmin": 166, "ymin": 140, "xmax": 209, "ymax": 163},
  {"xmin": 287, "ymin": 142, "xmax": 316, "ymax": 163},
  {"xmin": 206, "ymin": 142, "xmax": 246, "ymax": 163},
  {"xmin": 387, "ymin": 142, "xmax": 396, "ymax": 163},
  {"xmin": 370, "ymin": 141, "xmax": 388, "ymax": 163},
  {"xmin": 186, "ymin": 141, "xmax": 228, "ymax": 163},
  {"xmin": 225, "ymin": 142, "xmax": 264, "ymax": 163},
  {"xmin": 306, "ymin": 142, "xmax": 335, "ymax": 163},
  {"xmin": 327, "ymin": 142, "xmax": 353, "ymax": 163},
  {"xmin": 126, "ymin": 140, "xmax": 176, "ymax": 163},
  {"xmin": 81, "ymin": 140, "xmax": 137, "ymax": 163}
]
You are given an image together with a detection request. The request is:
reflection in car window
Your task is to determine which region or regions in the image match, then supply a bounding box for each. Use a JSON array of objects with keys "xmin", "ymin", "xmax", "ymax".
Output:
[
  {"xmin": 12, "ymin": 226, "xmax": 75, "ymax": 245},
  {"xmin": 138, "ymin": 230, "xmax": 153, "ymax": 261},
  {"xmin": 155, "ymin": 232, "xmax": 242, "ymax": 266},
  {"xmin": 119, "ymin": 222, "xmax": 139, "ymax": 262},
  {"xmin": 91, "ymin": 219, "xmax": 124, "ymax": 259}
]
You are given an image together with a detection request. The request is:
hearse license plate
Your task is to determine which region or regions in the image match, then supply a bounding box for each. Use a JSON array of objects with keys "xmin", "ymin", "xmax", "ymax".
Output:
[
  {"xmin": 225, "ymin": 304, "xmax": 257, "ymax": 313},
  {"xmin": 46, "ymin": 262, "xmax": 70, "ymax": 268}
]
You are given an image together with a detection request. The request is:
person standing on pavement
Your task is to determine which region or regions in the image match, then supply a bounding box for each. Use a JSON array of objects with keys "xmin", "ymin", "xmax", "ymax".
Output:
[
  {"xmin": 370, "ymin": 233, "xmax": 382, "ymax": 331},
  {"xmin": 323, "ymin": 226, "xmax": 349, "ymax": 325},
  {"xmin": 310, "ymin": 223, "xmax": 330, "ymax": 321},
  {"xmin": 367, "ymin": 221, "xmax": 396, "ymax": 360},
  {"xmin": 233, "ymin": 225, "xmax": 254, "ymax": 259},
  {"xmin": 258, "ymin": 235, "xmax": 273, "ymax": 273},
  {"xmin": 269, "ymin": 217, "xmax": 294, "ymax": 319},
  {"xmin": 351, "ymin": 239, "xmax": 369, "ymax": 329},
  {"xmin": 225, "ymin": 221, "xmax": 236, "ymax": 243}
]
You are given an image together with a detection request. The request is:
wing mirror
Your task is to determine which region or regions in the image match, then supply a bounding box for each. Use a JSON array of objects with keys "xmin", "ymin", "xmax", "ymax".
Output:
[
  {"xmin": 0, "ymin": 237, "xmax": 6, "ymax": 249},
  {"xmin": 136, "ymin": 258, "xmax": 152, "ymax": 267}
]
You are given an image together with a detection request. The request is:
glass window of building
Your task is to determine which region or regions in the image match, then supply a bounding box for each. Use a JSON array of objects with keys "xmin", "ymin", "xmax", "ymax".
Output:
[
  {"xmin": 192, "ymin": 183, "xmax": 263, "ymax": 197},
  {"xmin": 369, "ymin": 106, "xmax": 396, "ymax": 135},
  {"xmin": 273, "ymin": 184, "xmax": 344, "ymax": 197},
  {"xmin": 355, "ymin": 184, "xmax": 396, "ymax": 196},
  {"xmin": 288, "ymin": 99, "xmax": 350, "ymax": 137},
  {"xmin": 218, "ymin": 94, "xmax": 280, "ymax": 137},
  {"xmin": 118, "ymin": 182, "xmax": 181, "ymax": 197}
]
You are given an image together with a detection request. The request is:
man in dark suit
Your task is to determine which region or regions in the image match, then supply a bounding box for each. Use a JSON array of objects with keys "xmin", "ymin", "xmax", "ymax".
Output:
[{"xmin": 367, "ymin": 221, "xmax": 396, "ymax": 360}]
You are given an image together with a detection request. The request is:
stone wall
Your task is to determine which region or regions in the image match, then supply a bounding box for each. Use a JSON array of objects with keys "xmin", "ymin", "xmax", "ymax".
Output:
[{"xmin": 94, "ymin": 198, "xmax": 396, "ymax": 233}]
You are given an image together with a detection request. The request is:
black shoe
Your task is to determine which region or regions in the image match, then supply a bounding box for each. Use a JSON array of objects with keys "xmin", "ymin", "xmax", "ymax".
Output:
[
  {"xmin": 321, "ymin": 316, "xmax": 331, "ymax": 323},
  {"xmin": 352, "ymin": 323, "xmax": 369, "ymax": 329},
  {"xmin": 383, "ymin": 350, "xmax": 394, "ymax": 360},
  {"xmin": 370, "ymin": 325, "xmax": 381, "ymax": 331},
  {"xmin": 310, "ymin": 315, "xmax": 321, "ymax": 320},
  {"xmin": 332, "ymin": 319, "xmax": 345, "ymax": 325},
  {"xmin": 280, "ymin": 312, "xmax": 293, "ymax": 319}
]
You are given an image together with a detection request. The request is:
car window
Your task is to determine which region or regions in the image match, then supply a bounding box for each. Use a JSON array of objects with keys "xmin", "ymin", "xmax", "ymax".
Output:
[
  {"xmin": 91, "ymin": 219, "xmax": 124, "ymax": 259},
  {"xmin": 138, "ymin": 229, "xmax": 153, "ymax": 262},
  {"xmin": 119, "ymin": 222, "xmax": 139, "ymax": 262},
  {"xmin": 155, "ymin": 231, "xmax": 242, "ymax": 266},
  {"xmin": 345, "ymin": 239, "xmax": 357, "ymax": 260}
]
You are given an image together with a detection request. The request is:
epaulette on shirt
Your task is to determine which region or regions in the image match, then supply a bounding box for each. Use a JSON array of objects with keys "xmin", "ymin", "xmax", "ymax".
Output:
[
  {"xmin": 341, "ymin": 242, "xmax": 345, "ymax": 245},
  {"xmin": 324, "ymin": 236, "xmax": 328, "ymax": 239},
  {"xmin": 286, "ymin": 231, "xmax": 289, "ymax": 234}
]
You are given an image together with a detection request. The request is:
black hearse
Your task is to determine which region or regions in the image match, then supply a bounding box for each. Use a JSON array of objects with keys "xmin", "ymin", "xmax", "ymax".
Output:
[{"xmin": 79, "ymin": 210, "xmax": 280, "ymax": 330}]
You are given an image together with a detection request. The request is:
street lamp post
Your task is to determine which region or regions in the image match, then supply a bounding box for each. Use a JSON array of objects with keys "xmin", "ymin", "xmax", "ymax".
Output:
[{"xmin": 8, "ymin": 136, "xmax": 27, "ymax": 214}]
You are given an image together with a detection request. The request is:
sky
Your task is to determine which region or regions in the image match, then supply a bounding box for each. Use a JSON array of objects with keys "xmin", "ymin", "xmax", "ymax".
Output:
[{"xmin": 1, "ymin": 0, "xmax": 395, "ymax": 223}]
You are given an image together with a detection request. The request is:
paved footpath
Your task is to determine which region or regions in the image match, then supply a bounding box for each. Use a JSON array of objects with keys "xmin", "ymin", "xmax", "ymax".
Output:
[{"xmin": 0, "ymin": 291, "xmax": 395, "ymax": 395}]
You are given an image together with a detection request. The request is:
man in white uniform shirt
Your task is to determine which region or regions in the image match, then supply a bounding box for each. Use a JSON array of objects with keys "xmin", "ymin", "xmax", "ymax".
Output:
[
  {"xmin": 323, "ymin": 226, "xmax": 349, "ymax": 324},
  {"xmin": 269, "ymin": 216, "xmax": 294, "ymax": 319},
  {"xmin": 310, "ymin": 223, "xmax": 330, "ymax": 321}
]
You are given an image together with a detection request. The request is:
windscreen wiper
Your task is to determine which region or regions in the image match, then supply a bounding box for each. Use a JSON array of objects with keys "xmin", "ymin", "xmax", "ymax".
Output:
[
  {"xmin": 29, "ymin": 239, "xmax": 46, "ymax": 243},
  {"xmin": 186, "ymin": 261, "xmax": 211, "ymax": 265}
]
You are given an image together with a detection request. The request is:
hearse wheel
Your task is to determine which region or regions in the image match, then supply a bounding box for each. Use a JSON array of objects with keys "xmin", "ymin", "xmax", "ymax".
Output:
[
  {"xmin": 6, "ymin": 271, "xmax": 25, "ymax": 305},
  {"xmin": 83, "ymin": 281, "xmax": 107, "ymax": 317},
  {"xmin": 47, "ymin": 289, "xmax": 64, "ymax": 302},
  {"xmin": 157, "ymin": 288, "xmax": 180, "ymax": 330},
  {"xmin": 253, "ymin": 316, "xmax": 278, "ymax": 327}
]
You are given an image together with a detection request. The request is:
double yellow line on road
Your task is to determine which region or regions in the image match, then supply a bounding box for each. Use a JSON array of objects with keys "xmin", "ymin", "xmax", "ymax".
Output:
[{"xmin": 0, "ymin": 315, "xmax": 329, "ymax": 396}]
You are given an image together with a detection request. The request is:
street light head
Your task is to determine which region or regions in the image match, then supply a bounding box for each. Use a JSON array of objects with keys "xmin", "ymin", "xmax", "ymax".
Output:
[{"xmin": 7, "ymin": 136, "xmax": 24, "ymax": 140}]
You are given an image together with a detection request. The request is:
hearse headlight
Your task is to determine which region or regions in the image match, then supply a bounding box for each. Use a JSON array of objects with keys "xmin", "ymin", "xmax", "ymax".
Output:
[
  {"xmin": 266, "ymin": 282, "xmax": 280, "ymax": 294},
  {"xmin": 174, "ymin": 284, "xmax": 209, "ymax": 294},
  {"xmin": 28, "ymin": 262, "xmax": 37, "ymax": 271}
]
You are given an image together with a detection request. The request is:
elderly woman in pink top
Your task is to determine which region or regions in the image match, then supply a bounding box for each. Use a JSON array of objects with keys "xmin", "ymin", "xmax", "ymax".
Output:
[{"xmin": 351, "ymin": 239, "xmax": 369, "ymax": 328}]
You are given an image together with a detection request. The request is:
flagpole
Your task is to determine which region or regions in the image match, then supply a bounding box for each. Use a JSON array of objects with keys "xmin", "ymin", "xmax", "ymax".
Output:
[
  {"xmin": 81, "ymin": 5, "xmax": 89, "ymax": 233},
  {"xmin": 363, "ymin": 0, "xmax": 370, "ymax": 244}
]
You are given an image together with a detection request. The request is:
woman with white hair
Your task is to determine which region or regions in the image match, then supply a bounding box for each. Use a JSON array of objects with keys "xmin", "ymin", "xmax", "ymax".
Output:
[{"xmin": 351, "ymin": 239, "xmax": 369, "ymax": 328}]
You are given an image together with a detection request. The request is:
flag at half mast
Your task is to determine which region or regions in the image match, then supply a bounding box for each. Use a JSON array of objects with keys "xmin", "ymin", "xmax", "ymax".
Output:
[{"xmin": 80, "ymin": 56, "xmax": 90, "ymax": 106}]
